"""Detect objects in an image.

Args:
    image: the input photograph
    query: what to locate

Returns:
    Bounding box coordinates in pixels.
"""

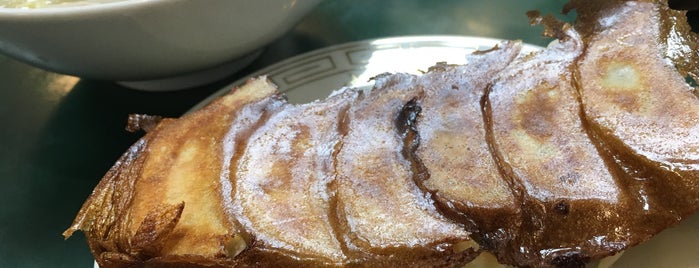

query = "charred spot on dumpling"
[549,251,589,268]
[558,172,581,185]
[554,200,570,215]
[395,98,422,139]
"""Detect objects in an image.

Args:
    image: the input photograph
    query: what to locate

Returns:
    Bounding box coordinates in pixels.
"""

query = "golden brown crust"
[130,202,185,259]
[413,43,522,237]
[128,77,280,260]
[575,0,699,211]
[65,77,281,267]
[483,22,636,266]
[333,73,477,265]
[231,90,356,265]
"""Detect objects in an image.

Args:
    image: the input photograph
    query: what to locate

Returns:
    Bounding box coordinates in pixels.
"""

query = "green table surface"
[0,1,696,267]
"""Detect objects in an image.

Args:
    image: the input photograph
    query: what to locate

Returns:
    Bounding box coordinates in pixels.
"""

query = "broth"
[0,0,127,8]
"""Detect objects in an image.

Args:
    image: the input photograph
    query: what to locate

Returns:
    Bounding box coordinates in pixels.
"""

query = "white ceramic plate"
[97,36,698,268]
[192,35,542,110]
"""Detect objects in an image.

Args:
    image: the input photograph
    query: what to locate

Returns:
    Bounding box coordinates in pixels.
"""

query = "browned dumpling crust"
[64,1,699,267]
[414,42,521,237]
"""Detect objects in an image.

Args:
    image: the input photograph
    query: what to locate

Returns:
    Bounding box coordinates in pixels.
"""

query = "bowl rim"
[0,0,168,16]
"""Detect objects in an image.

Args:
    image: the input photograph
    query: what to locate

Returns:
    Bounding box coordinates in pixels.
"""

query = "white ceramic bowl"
[0,0,322,90]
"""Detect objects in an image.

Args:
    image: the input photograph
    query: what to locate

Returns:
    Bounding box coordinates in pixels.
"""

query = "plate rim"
[187,35,543,113]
